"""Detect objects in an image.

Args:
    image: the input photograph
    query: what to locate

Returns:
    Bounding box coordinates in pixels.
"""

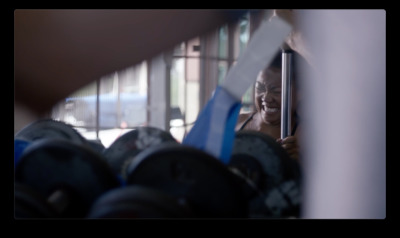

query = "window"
[51,10,263,147]
[169,37,201,141]
[237,13,254,113]
[51,61,148,147]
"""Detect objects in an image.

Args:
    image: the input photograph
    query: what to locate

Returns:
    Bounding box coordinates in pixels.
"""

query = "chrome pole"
[281,50,293,139]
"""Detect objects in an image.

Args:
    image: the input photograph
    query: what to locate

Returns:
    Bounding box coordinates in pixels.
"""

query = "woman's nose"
[262,91,273,102]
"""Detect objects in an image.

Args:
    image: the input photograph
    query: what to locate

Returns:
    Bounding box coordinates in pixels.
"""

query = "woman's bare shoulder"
[237,112,254,123]
[235,111,256,131]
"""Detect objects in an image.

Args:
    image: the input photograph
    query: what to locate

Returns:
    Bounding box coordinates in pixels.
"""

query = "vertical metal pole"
[281,49,293,139]
[95,79,100,139]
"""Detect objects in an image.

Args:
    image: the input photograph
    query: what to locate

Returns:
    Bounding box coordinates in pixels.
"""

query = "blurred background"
[49,10,267,147]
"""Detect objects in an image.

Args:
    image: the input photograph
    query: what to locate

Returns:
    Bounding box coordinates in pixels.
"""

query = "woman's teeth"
[266,107,279,112]
[262,104,279,112]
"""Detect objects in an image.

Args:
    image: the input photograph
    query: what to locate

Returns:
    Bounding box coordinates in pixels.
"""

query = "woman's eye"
[256,87,266,93]
[273,90,281,94]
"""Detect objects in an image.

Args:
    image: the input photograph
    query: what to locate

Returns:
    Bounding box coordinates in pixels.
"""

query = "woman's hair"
[260,49,310,90]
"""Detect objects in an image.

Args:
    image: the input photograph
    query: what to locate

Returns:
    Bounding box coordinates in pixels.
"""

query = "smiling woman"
[235,49,307,161]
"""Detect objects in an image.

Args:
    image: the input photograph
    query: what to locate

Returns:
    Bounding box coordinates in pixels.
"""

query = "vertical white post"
[300,10,386,218]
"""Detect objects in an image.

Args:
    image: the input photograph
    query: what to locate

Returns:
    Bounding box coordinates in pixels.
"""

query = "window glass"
[217,60,228,85]
[52,82,97,128]
[241,86,254,113]
[218,25,228,59]
[170,58,185,109]
[173,42,186,57]
[51,61,148,148]
[170,57,186,141]
[239,17,250,57]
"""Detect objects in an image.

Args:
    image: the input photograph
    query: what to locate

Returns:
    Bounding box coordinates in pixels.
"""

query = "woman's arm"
[271,9,315,68]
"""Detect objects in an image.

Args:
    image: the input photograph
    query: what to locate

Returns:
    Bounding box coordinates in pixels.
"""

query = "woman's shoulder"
[235,111,256,131]
[237,111,255,122]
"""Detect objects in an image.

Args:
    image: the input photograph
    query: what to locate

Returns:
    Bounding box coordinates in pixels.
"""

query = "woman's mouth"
[262,103,280,113]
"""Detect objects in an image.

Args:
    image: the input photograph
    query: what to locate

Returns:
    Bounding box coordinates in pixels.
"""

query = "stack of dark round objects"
[228,131,302,218]
[14,119,119,218]
[14,119,302,219]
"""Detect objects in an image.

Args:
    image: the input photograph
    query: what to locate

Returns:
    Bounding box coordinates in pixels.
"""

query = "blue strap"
[183,86,241,164]
[219,99,241,164]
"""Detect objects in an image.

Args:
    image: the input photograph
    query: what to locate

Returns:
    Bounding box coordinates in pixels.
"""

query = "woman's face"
[255,67,283,125]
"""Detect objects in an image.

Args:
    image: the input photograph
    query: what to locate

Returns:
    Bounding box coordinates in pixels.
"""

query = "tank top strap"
[238,112,257,131]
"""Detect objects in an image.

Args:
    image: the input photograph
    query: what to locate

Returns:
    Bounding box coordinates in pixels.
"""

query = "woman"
[235,50,304,161]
